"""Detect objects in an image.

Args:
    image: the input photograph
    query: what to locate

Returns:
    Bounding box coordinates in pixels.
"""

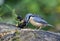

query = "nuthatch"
[16,13,53,30]
[24,13,53,30]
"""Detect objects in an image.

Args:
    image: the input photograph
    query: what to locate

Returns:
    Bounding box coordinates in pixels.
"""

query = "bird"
[24,13,53,30]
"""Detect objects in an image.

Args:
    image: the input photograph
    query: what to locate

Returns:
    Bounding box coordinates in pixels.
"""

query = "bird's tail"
[47,24,54,27]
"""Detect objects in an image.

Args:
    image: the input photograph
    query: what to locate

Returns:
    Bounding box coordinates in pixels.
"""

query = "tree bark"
[0,23,60,41]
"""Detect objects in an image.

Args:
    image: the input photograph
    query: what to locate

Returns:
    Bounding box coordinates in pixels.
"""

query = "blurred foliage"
[0,0,60,31]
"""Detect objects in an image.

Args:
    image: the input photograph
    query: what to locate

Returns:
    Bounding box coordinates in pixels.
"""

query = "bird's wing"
[32,14,44,19]
[33,17,48,24]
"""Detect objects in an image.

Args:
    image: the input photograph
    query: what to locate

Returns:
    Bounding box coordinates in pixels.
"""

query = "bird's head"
[24,13,33,24]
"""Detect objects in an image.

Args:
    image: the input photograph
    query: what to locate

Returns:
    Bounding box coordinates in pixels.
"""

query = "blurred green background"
[0,0,60,32]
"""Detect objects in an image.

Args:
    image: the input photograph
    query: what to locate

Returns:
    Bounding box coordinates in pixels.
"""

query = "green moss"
[12,37,20,41]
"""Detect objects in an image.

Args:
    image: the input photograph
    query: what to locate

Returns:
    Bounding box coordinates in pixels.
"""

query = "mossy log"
[0,23,60,41]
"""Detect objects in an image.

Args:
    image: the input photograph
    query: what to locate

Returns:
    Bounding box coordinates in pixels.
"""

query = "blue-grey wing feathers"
[33,17,48,24]
[47,24,53,27]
